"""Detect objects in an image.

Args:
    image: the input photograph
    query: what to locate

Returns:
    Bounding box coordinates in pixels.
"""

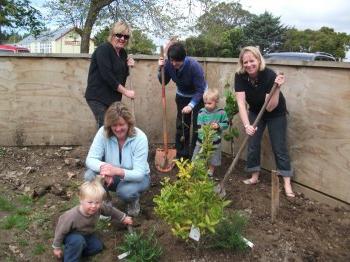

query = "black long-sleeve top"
[85,42,129,106]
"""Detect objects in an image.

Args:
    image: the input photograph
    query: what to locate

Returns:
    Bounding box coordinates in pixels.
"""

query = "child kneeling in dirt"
[192,88,229,178]
[52,180,133,261]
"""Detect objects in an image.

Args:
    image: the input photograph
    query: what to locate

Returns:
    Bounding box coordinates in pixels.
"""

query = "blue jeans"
[246,112,293,177]
[63,233,103,262]
[84,169,150,203]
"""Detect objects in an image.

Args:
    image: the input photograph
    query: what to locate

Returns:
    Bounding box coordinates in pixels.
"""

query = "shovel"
[215,79,281,198]
[155,46,177,172]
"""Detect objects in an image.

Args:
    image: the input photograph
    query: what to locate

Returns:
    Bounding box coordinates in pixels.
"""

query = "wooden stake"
[271,170,280,223]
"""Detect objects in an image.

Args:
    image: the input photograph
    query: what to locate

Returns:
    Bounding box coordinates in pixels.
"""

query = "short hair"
[203,88,219,103]
[79,180,106,201]
[104,102,136,138]
[107,21,132,44]
[167,42,186,61]
[236,46,266,74]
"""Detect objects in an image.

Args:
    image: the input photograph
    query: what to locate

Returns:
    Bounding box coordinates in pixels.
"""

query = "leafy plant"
[154,126,231,240]
[204,212,248,251]
[118,230,162,262]
[223,88,239,155]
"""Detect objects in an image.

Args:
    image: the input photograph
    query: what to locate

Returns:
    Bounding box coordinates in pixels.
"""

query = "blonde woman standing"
[85,21,135,128]
[234,46,294,197]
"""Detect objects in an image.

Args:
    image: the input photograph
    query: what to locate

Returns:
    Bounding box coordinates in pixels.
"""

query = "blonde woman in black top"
[234,46,295,198]
[85,21,135,128]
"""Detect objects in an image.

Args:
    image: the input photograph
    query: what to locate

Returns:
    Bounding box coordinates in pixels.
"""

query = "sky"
[239,0,350,34]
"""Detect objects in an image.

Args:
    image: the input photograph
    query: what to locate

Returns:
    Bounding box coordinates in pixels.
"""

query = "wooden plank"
[271,170,280,223]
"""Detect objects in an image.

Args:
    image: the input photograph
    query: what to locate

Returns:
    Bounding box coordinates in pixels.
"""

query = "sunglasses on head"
[114,33,130,40]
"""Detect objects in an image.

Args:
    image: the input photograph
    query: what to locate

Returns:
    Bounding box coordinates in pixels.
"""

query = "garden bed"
[0,145,349,261]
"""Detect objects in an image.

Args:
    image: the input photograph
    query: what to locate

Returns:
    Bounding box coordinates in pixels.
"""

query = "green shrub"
[154,125,231,240]
[205,212,248,251]
[118,230,162,262]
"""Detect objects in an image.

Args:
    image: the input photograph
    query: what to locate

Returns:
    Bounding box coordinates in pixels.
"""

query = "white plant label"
[189,225,201,241]
[242,236,254,248]
[118,251,130,260]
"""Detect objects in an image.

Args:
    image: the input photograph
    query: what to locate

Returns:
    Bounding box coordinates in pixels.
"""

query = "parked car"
[0,44,30,53]
[264,52,336,61]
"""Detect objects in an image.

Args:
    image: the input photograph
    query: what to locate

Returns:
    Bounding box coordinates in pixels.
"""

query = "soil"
[0,145,349,262]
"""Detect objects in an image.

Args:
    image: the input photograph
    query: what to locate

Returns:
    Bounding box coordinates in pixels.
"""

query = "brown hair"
[107,21,132,44]
[104,102,136,138]
[236,46,266,74]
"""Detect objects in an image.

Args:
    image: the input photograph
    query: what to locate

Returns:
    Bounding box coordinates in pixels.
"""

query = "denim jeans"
[86,100,109,129]
[63,233,103,262]
[175,95,204,159]
[246,112,293,177]
[84,169,150,203]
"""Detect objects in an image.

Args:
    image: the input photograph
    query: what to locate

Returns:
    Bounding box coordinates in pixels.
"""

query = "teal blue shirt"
[85,127,150,182]
[197,107,229,144]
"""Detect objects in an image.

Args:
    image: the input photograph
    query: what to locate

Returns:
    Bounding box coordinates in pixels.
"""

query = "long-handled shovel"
[215,79,281,198]
[155,47,177,172]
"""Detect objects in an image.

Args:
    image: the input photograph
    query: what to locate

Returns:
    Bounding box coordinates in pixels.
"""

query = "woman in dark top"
[85,21,135,128]
[234,46,295,197]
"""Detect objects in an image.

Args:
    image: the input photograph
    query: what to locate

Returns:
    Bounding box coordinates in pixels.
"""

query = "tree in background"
[243,11,288,54]
[0,0,43,44]
[94,26,156,54]
[186,1,252,57]
[43,0,215,53]
[282,27,350,60]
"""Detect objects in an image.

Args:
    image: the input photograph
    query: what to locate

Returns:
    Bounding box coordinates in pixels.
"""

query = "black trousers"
[175,95,204,159]
[86,100,110,129]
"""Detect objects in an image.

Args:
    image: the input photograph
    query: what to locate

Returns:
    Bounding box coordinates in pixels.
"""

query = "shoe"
[243,178,260,185]
[127,199,140,217]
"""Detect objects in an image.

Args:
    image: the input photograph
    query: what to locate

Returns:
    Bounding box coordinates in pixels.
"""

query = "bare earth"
[0,145,349,261]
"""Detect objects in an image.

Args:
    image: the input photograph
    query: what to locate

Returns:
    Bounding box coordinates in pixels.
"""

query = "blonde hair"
[203,88,220,103]
[104,102,136,138]
[79,180,106,201]
[236,46,266,74]
[107,21,132,44]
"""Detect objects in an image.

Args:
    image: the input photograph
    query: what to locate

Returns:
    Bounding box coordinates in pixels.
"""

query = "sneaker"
[207,170,214,178]
[127,199,140,217]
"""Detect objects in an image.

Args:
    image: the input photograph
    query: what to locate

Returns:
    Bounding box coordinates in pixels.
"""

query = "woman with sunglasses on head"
[85,21,135,128]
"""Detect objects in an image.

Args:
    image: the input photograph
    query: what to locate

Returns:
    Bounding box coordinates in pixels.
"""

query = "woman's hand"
[182,105,192,114]
[122,216,133,225]
[127,57,135,67]
[124,89,135,99]
[245,124,257,136]
[274,74,285,87]
[53,248,63,259]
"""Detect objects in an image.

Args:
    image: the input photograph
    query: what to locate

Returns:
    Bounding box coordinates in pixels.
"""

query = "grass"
[0,196,15,211]
[118,230,162,262]
[0,147,5,157]
[0,214,30,230]
[32,243,46,255]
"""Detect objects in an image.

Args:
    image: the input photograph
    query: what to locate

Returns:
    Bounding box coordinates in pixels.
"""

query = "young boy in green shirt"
[192,88,229,178]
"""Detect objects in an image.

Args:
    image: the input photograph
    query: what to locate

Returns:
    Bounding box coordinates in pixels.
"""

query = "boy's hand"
[211,123,219,130]
[53,248,63,259]
[122,216,133,225]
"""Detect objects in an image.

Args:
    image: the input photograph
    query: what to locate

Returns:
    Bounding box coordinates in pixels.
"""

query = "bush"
[205,212,248,251]
[118,230,162,262]
[154,125,231,240]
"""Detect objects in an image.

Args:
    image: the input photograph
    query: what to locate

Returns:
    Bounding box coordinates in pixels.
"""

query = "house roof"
[18,28,75,45]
